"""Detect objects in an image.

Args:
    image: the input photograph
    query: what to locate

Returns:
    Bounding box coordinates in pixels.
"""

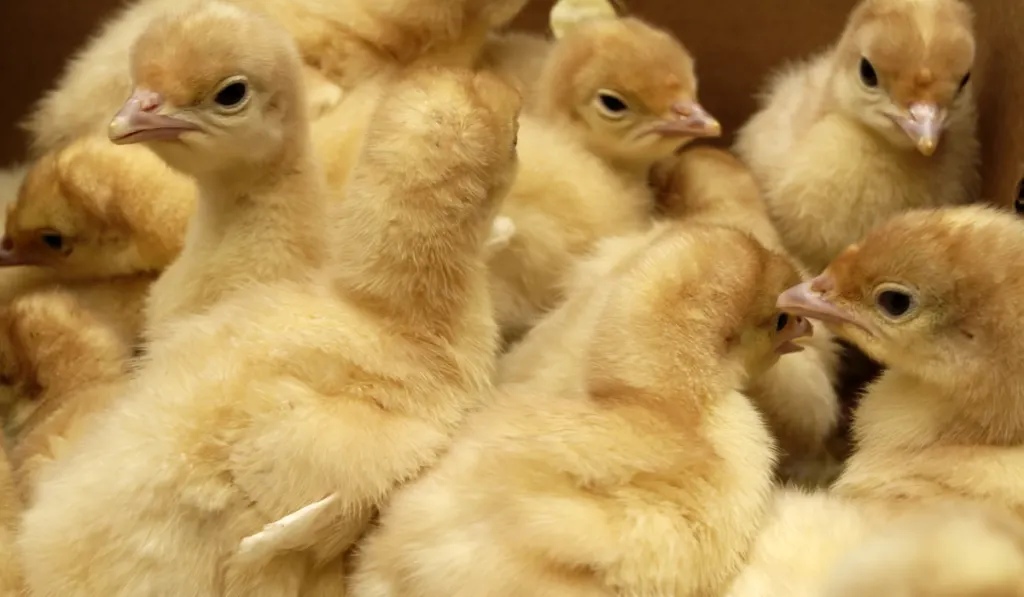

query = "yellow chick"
[18,4,520,595]
[351,224,809,597]
[727,205,1024,596]
[652,146,843,487]
[22,0,526,156]
[0,288,132,502]
[735,0,980,274]
[534,15,721,186]
[106,2,331,336]
[1,136,193,281]
[489,15,721,342]
[823,505,1024,597]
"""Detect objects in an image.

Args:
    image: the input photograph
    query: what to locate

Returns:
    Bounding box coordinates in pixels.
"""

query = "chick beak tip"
[109,89,196,145]
[0,245,27,268]
[899,102,943,157]
[917,137,938,156]
[773,314,814,355]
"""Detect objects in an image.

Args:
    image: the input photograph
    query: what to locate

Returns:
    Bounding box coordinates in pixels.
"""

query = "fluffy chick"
[351,224,809,597]
[823,505,1024,597]
[18,5,520,595]
[489,16,721,341]
[487,115,652,341]
[727,205,1024,596]
[0,279,146,432]
[735,0,980,274]
[0,289,132,502]
[106,1,331,336]
[1,136,193,281]
[22,0,526,156]
[653,146,843,487]
[534,15,721,185]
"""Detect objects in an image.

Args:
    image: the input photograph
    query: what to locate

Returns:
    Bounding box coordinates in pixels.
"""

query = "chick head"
[0,138,167,279]
[364,67,521,220]
[108,1,307,178]
[777,205,1022,384]
[538,17,720,169]
[833,0,975,156]
[594,226,810,389]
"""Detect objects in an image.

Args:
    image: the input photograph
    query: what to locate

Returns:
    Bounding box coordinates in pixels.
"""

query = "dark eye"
[859,57,879,88]
[214,82,248,107]
[776,313,789,332]
[598,93,628,113]
[958,72,971,91]
[876,289,914,318]
[40,233,63,251]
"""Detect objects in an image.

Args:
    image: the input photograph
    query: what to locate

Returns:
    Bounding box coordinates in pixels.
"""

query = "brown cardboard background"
[1,1,1021,206]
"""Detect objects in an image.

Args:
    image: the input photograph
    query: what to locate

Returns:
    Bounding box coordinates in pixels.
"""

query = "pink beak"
[776,278,880,337]
[653,100,722,138]
[109,89,199,145]
[773,313,813,355]
[0,237,35,267]
[893,102,945,157]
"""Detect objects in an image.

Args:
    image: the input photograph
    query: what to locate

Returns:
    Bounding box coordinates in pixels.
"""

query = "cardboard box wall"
[1,0,1021,206]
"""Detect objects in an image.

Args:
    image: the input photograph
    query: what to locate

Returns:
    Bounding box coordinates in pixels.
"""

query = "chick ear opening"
[549,0,620,40]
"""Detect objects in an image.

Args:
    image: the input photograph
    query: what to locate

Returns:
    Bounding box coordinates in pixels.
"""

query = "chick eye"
[775,312,789,332]
[958,72,971,91]
[39,231,64,252]
[213,80,249,109]
[595,91,629,119]
[859,57,879,88]
[875,288,915,319]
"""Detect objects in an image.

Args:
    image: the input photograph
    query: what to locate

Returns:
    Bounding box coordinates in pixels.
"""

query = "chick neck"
[186,121,329,284]
[582,294,745,420]
[598,150,663,190]
[851,366,1024,453]
[557,114,658,190]
[834,366,1024,512]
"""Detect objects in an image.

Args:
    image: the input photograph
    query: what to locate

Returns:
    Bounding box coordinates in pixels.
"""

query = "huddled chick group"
[0,0,1019,595]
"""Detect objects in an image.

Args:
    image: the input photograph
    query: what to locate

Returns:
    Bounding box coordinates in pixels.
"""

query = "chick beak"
[109,89,198,145]
[0,237,33,267]
[653,100,722,138]
[776,278,879,337]
[773,313,814,355]
[895,102,945,156]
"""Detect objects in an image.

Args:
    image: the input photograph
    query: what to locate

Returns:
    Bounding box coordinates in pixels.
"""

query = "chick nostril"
[810,275,835,293]
[0,238,13,252]
[137,91,164,113]
[671,101,694,117]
